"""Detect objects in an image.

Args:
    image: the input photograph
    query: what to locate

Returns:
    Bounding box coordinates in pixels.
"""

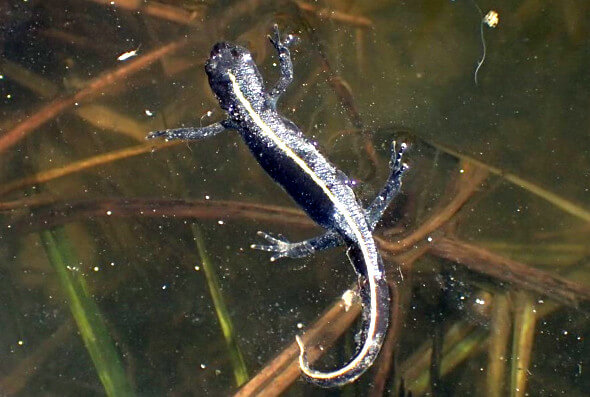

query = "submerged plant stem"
[40,228,133,397]
[0,38,187,154]
[402,321,487,394]
[191,224,249,387]
[0,141,181,196]
[510,292,537,397]
[486,293,511,397]
[430,142,590,222]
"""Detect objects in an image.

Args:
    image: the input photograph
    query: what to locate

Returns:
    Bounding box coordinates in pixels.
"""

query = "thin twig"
[294,1,373,28]
[429,141,590,222]
[429,237,590,309]
[297,14,379,179]
[378,163,489,253]
[12,195,590,311]
[90,0,204,24]
[5,198,315,232]
[0,141,181,196]
[234,289,362,396]
[0,38,188,153]
[369,283,402,396]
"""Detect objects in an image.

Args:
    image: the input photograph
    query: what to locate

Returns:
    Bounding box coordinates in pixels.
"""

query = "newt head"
[205,42,265,114]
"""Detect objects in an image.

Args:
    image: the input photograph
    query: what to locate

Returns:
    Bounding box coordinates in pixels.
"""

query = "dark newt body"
[148,25,407,387]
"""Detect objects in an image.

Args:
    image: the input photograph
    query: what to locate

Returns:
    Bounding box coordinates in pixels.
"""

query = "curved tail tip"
[295,335,306,358]
[295,335,311,370]
[295,334,304,351]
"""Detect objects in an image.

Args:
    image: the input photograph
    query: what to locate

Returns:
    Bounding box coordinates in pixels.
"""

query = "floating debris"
[117,44,141,61]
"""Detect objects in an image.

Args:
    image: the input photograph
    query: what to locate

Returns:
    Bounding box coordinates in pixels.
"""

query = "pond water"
[0,1,589,395]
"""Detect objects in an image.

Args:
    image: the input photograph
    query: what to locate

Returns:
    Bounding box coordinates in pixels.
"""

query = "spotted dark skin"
[148,25,408,387]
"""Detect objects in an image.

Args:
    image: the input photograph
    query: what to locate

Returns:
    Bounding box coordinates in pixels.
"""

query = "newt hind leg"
[251,230,341,261]
[365,141,409,231]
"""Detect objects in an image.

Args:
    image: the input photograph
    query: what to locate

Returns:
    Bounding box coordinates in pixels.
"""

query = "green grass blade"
[486,293,511,397]
[40,229,134,397]
[191,223,249,386]
[510,292,536,397]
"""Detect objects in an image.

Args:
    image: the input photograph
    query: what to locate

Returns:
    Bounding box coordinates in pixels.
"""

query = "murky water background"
[1,1,589,395]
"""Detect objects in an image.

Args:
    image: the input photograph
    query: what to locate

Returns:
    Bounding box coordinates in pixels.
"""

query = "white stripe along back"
[228,71,380,381]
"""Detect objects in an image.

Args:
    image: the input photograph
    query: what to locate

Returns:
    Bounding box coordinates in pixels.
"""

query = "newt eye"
[230,48,239,58]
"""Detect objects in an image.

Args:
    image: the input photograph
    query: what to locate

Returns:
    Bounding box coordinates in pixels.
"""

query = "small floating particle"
[117,45,141,61]
[483,10,499,28]
[341,289,356,311]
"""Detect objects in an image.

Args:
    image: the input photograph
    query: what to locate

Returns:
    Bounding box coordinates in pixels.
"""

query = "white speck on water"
[341,289,355,311]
